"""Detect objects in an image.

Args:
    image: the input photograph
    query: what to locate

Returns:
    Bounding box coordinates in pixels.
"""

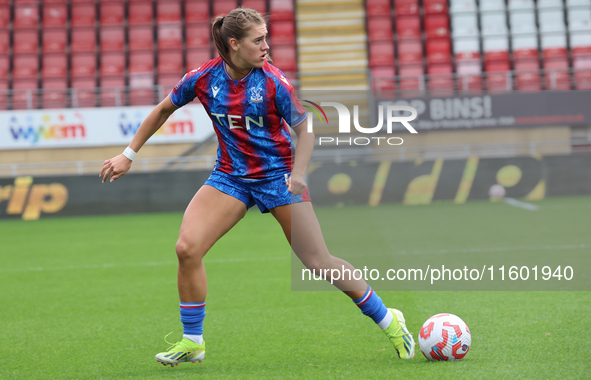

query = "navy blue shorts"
[203,170,311,213]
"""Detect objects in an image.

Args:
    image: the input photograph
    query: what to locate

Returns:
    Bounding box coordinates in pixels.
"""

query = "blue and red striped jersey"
[170,57,307,179]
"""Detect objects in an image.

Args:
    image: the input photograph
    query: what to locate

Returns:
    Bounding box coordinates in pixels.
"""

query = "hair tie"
[221,17,225,24]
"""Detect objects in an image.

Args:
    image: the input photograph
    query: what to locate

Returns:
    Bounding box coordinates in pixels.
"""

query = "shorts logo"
[249,87,263,103]
[212,86,220,97]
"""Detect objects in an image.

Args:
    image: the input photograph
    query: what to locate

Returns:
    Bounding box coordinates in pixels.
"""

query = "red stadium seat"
[12,79,38,110]
[71,3,96,27]
[485,61,511,92]
[70,28,96,52]
[185,1,210,23]
[514,59,541,91]
[186,24,211,48]
[428,63,454,96]
[574,57,591,90]
[42,53,67,78]
[71,52,96,78]
[270,0,294,21]
[71,0,97,3]
[396,16,421,40]
[100,52,125,76]
[158,73,182,96]
[544,57,571,90]
[157,0,181,23]
[129,73,155,106]
[456,61,483,93]
[43,28,67,53]
[426,38,452,64]
[271,45,297,72]
[129,51,154,73]
[270,21,296,45]
[369,41,395,67]
[158,24,182,50]
[368,16,394,42]
[0,80,8,110]
[71,77,97,108]
[100,27,124,51]
[42,3,67,27]
[100,75,125,107]
[0,55,9,79]
[395,0,419,16]
[14,4,39,29]
[129,26,154,51]
[41,78,68,109]
[100,3,124,26]
[186,48,212,71]
[0,30,7,54]
[241,0,266,13]
[0,5,9,29]
[366,0,391,16]
[424,14,449,39]
[12,54,38,79]
[158,50,183,75]
[371,66,396,96]
[128,2,153,26]
[399,64,424,97]
[483,36,510,63]
[397,39,422,65]
[423,0,448,15]
[13,30,39,54]
[513,48,539,61]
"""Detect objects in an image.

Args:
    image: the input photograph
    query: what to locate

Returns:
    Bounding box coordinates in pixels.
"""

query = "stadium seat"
[100,2,124,26]
[12,79,38,110]
[483,36,510,62]
[395,0,419,16]
[270,20,296,45]
[426,38,452,64]
[423,0,448,15]
[158,50,183,75]
[185,1,211,23]
[570,32,591,58]
[157,0,181,23]
[129,26,154,51]
[538,9,566,34]
[100,27,124,51]
[42,53,67,78]
[186,48,212,71]
[186,24,211,48]
[451,13,479,38]
[512,35,539,61]
[453,37,481,61]
[456,60,483,93]
[544,57,571,90]
[0,80,7,110]
[399,64,424,97]
[100,52,125,76]
[541,33,568,59]
[128,2,153,26]
[270,44,297,72]
[481,12,508,37]
[0,30,7,54]
[397,39,422,65]
[14,3,39,29]
[71,3,96,27]
[514,59,541,91]
[158,24,182,50]
[428,63,454,96]
[537,0,564,9]
[13,30,39,54]
[71,52,96,78]
[396,16,421,40]
[369,41,395,67]
[214,0,238,17]
[129,72,155,106]
[158,73,182,97]
[42,28,67,53]
[480,0,505,12]
[366,0,391,16]
[450,0,477,14]
[70,28,96,52]
[71,77,97,107]
[0,5,8,29]
[12,54,38,79]
[508,0,535,11]
[371,66,396,97]
[0,54,8,79]
[568,7,591,32]
[242,0,266,13]
[573,57,591,89]
[509,11,537,35]
[269,0,294,21]
[567,0,591,7]
[41,78,68,109]
[424,15,449,39]
[100,75,125,107]
[486,61,511,92]
[129,51,154,73]
[368,16,394,42]
[42,3,67,28]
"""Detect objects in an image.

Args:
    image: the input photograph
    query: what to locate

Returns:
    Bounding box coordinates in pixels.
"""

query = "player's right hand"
[100,154,132,183]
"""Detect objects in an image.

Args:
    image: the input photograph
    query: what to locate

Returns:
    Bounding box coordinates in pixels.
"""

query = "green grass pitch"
[1,196,590,379]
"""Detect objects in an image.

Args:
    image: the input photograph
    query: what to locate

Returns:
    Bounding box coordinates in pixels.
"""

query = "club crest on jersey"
[249,87,263,103]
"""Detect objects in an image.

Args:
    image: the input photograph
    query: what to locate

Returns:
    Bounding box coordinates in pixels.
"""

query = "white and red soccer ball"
[418,313,471,361]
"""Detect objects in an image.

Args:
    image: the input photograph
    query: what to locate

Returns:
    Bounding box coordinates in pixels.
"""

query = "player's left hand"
[287,174,307,195]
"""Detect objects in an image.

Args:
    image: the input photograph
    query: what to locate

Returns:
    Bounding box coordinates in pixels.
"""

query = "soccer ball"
[489,184,506,198]
[418,313,471,361]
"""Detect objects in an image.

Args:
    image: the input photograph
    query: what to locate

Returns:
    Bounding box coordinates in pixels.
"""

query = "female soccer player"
[100,8,414,366]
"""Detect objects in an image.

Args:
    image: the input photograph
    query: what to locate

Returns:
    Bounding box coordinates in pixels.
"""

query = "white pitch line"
[504,197,540,211]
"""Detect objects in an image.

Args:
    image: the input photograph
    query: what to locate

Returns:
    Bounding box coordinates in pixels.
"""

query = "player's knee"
[175,238,205,262]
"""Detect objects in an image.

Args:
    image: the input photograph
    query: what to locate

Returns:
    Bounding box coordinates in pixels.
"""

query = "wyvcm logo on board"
[302,100,418,146]
[9,114,86,145]
[118,109,195,137]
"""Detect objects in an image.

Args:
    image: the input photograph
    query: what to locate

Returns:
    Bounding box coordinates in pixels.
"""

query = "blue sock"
[353,285,388,324]
[180,302,206,335]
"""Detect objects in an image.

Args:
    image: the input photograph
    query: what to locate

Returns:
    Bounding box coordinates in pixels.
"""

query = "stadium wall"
[1,154,591,220]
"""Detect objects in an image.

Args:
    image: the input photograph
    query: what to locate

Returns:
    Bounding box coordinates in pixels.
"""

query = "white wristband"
[122,147,137,161]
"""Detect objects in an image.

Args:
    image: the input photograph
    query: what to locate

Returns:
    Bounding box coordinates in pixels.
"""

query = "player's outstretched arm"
[288,117,314,195]
[100,95,178,183]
